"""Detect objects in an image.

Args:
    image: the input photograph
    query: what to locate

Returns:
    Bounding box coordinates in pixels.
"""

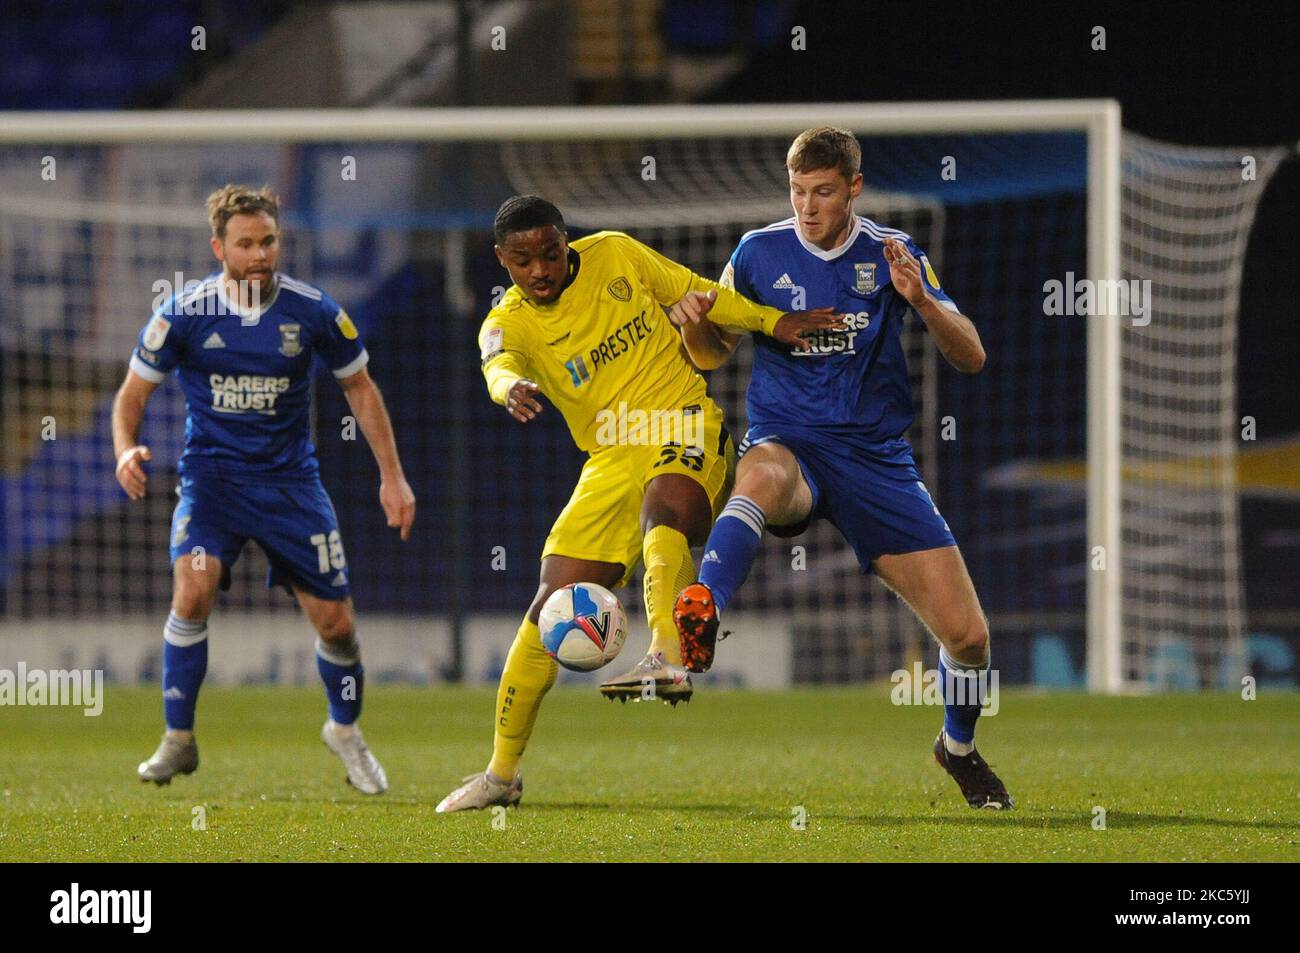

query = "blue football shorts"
[168,473,350,600]
[739,424,956,572]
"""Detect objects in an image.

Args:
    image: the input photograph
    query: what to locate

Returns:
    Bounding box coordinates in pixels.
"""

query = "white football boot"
[598,651,693,705]
[321,720,388,794]
[137,732,199,785]
[435,770,523,813]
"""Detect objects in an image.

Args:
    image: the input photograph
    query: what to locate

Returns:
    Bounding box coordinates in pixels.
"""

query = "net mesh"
[0,123,1278,687]
[0,146,317,617]
[1119,133,1285,688]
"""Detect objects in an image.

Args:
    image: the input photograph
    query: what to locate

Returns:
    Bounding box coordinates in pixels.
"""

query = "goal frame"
[2,100,1124,692]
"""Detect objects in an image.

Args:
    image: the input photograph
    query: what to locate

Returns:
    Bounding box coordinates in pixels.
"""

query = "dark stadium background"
[1,0,1295,684]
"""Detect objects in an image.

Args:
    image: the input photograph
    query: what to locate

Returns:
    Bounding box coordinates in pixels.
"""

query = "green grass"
[2,686,1297,861]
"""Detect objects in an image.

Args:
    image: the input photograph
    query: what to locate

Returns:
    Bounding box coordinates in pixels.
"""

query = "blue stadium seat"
[1030,633,1083,687]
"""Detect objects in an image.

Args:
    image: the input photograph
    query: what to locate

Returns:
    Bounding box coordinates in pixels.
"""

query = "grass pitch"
[2,685,1297,862]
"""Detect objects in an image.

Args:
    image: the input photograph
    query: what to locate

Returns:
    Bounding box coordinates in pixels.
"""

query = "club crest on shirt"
[278,323,302,357]
[607,277,632,302]
[854,262,877,294]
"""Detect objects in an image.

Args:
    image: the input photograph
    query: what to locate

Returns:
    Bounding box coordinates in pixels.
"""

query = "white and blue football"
[538,582,628,672]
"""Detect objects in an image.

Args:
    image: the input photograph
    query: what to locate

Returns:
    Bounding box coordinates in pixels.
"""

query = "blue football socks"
[316,634,364,725]
[939,647,988,746]
[162,611,208,730]
[698,496,767,612]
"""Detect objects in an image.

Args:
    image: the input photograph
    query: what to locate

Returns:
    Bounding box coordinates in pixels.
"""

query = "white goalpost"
[3,101,1273,692]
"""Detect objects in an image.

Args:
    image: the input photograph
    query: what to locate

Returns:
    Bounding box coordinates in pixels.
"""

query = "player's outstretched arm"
[500,379,545,423]
[624,231,846,351]
[770,308,849,351]
[672,289,848,364]
[338,367,416,541]
[670,290,742,371]
[884,237,985,374]
[479,319,544,423]
[111,369,159,500]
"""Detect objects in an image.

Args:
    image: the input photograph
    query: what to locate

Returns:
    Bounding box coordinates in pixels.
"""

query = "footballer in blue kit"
[112,185,416,794]
[668,127,1013,809]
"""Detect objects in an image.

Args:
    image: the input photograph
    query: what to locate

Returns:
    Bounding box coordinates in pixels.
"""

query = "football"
[538,582,628,672]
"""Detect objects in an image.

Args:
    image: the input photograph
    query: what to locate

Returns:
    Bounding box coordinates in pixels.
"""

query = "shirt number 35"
[654,443,704,472]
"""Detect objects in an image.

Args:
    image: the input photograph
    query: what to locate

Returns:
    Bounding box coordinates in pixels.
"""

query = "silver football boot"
[598,651,694,705]
[435,770,523,813]
[137,732,199,785]
[321,720,389,794]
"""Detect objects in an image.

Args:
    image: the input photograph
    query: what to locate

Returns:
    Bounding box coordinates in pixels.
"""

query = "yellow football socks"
[488,617,557,781]
[642,524,694,666]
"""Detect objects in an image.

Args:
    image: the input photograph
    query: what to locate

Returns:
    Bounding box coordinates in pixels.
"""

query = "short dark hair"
[787,126,861,184]
[494,194,565,244]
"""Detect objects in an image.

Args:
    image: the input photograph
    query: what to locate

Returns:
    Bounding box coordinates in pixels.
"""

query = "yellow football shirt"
[479,231,784,453]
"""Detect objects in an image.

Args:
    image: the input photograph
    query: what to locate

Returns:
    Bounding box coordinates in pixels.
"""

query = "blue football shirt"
[722,215,957,450]
[128,273,368,483]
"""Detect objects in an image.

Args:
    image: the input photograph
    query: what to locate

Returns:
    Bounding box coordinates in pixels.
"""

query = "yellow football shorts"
[541,402,736,587]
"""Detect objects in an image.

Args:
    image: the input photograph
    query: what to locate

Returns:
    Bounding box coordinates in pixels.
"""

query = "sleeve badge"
[481,326,504,363]
[719,261,736,290]
[335,310,359,340]
[142,315,171,351]
[921,255,941,290]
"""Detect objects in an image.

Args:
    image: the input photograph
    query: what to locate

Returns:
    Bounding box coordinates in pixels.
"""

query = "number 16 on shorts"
[310,529,347,574]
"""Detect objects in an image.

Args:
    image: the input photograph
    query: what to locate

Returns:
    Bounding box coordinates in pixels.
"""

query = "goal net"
[1118,133,1285,688]
[0,106,1280,688]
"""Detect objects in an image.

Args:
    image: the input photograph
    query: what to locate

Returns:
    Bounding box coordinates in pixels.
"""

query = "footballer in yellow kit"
[485,235,738,582]
[435,195,843,812]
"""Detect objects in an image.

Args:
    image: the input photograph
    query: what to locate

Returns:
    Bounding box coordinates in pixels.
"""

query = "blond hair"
[205,184,280,238]
[786,126,861,184]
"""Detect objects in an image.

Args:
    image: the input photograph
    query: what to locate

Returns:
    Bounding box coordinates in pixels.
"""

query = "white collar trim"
[794,216,863,262]
[216,275,280,324]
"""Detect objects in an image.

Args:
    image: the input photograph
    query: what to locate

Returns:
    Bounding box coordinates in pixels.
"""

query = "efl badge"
[854,262,877,294]
[607,277,632,302]
[334,310,359,340]
[921,255,941,289]
[480,326,504,363]
[143,315,171,351]
[278,323,302,357]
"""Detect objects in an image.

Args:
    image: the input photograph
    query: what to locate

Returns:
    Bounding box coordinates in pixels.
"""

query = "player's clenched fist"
[669,289,717,327]
[773,307,849,351]
[116,445,152,500]
[506,378,544,423]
